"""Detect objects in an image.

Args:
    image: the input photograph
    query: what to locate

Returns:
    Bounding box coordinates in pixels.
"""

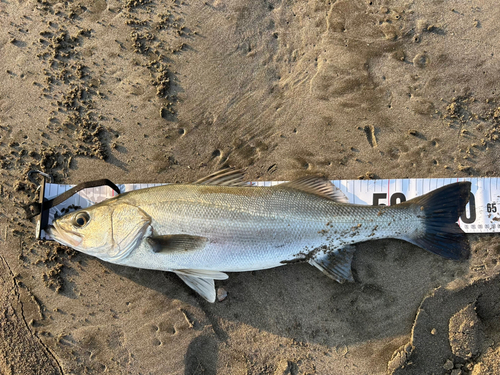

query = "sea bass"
[47,170,471,302]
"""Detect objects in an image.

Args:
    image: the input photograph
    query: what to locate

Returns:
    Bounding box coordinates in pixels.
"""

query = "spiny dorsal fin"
[193,168,246,186]
[147,234,208,254]
[308,245,356,283]
[278,176,349,203]
[175,273,217,302]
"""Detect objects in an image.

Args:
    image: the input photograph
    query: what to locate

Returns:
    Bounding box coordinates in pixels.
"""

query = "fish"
[46,169,471,302]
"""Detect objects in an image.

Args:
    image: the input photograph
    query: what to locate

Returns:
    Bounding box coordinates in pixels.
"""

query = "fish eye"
[73,212,90,227]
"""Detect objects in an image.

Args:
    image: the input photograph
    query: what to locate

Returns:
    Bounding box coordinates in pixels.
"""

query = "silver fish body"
[116,184,416,271]
[47,171,471,302]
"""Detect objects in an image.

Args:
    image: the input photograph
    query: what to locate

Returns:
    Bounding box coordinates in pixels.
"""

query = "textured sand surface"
[1,0,500,374]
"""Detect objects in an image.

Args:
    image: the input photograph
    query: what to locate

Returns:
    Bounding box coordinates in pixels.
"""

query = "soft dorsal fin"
[193,168,246,186]
[278,176,349,203]
[308,245,356,283]
[147,234,208,254]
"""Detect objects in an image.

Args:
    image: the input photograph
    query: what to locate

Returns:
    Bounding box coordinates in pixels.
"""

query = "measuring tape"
[37,177,499,239]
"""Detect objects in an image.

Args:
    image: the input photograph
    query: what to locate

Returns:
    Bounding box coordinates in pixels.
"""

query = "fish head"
[47,201,151,263]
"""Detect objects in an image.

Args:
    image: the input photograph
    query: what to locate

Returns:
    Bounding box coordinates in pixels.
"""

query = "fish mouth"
[45,225,56,238]
[46,223,83,248]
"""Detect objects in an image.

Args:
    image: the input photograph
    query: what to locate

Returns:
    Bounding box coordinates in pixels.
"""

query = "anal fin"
[308,245,356,283]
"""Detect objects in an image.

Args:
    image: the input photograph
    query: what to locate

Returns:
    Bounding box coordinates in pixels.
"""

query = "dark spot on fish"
[280,258,305,265]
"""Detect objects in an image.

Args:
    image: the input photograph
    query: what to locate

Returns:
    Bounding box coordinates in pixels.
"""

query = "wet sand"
[0,0,499,374]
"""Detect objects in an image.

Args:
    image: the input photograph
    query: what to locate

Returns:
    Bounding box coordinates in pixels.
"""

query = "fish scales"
[114,184,419,271]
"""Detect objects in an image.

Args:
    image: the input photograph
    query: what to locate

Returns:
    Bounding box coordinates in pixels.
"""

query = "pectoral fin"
[308,245,356,283]
[175,273,217,302]
[147,234,208,253]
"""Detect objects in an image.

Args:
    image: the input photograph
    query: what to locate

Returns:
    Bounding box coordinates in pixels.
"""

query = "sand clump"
[449,303,483,361]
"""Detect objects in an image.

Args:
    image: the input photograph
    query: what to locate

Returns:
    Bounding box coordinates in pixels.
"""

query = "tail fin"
[402,182,471,260]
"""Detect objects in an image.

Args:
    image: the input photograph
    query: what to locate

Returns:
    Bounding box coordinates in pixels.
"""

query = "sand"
[1,0,499,373]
